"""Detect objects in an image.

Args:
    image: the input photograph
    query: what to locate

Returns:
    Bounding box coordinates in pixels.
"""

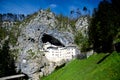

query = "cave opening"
[41,34,65,47]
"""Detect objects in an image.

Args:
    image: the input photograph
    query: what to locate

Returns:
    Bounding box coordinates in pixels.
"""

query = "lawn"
[41,52,120,80]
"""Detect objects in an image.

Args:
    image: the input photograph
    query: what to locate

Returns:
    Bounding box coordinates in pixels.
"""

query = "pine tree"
[88,0,118,53]
[0,40,16,77]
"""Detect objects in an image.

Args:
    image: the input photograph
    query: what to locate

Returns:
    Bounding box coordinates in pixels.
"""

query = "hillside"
[0,9,89,79]
[41,52,120,80]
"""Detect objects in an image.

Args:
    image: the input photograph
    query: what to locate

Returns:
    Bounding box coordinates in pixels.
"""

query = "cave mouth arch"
[41,34,65,47]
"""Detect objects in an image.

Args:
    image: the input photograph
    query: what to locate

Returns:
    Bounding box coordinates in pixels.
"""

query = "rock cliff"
[16,10,75,79]
[75,16,89,36]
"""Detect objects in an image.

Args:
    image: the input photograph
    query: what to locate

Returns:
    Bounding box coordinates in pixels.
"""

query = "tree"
[70,9,75,19]
[111,0,120,13]
[76,8,81,18]
[83,6,87,14]
[0,40,16,77]
[46,8,51,12]
[0,14,2,22]
[74,31,90,52]
[110,0,120,52]
[111,0,120,34]
[88,0,118,53]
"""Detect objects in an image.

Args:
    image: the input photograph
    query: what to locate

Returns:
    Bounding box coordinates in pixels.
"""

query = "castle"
[43,42,79,62]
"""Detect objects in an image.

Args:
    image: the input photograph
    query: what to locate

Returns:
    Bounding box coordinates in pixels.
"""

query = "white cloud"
[49,4,57,8]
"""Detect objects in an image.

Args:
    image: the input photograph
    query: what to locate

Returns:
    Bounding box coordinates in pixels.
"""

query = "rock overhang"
[41,33,65,47]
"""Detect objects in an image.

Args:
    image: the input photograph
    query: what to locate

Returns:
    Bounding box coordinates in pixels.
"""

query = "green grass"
[41,52,120,80]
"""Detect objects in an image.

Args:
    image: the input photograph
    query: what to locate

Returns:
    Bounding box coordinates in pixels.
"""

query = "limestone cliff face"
[16,10,74,79]
[15,10,89,79]
[75,16,89,36]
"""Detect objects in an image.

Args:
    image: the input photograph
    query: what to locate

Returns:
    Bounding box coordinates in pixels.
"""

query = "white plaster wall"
[43,42,78,62]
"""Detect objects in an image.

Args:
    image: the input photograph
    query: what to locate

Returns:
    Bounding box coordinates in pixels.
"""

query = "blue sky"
[0,0,102,16]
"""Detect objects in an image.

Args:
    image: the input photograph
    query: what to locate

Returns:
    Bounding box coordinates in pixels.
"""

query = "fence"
[0,74,25,80]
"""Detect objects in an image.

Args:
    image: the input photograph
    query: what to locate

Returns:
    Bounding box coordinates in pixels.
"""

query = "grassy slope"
[41,52,120,80]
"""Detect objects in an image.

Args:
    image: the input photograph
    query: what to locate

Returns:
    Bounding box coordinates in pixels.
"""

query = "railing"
[0,74,25,80]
